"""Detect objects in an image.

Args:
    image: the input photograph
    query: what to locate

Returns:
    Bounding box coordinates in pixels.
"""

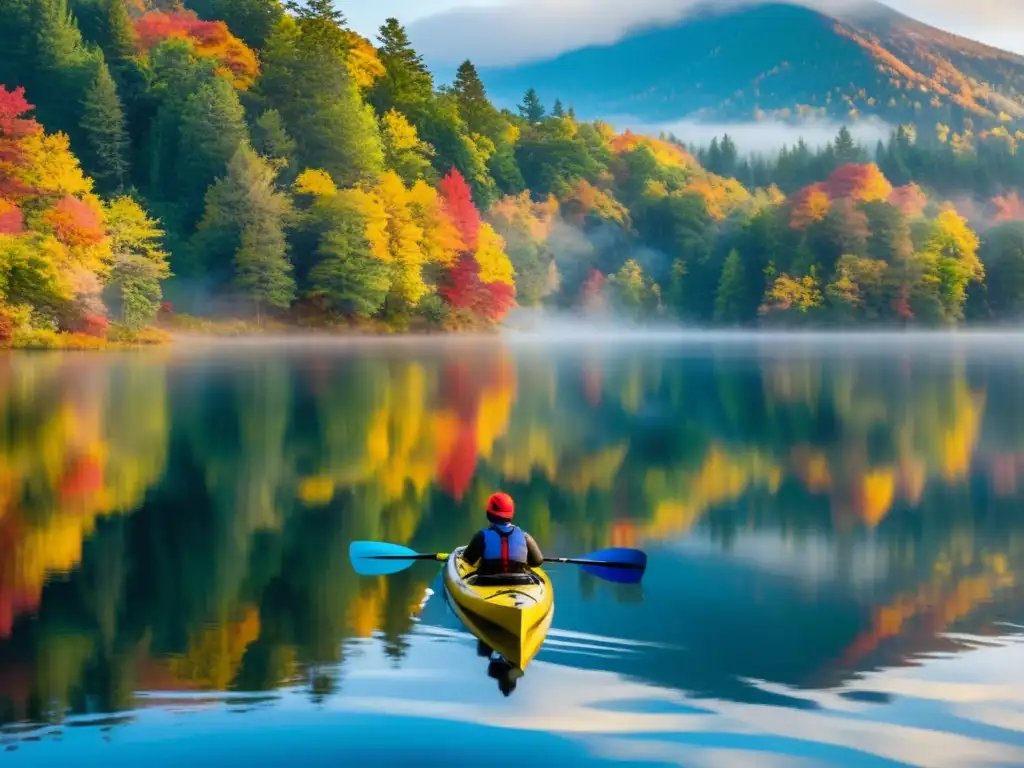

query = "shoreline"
[6,319,1024,352]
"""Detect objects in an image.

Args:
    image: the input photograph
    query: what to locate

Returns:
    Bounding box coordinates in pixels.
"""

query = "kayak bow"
[443,547,554,669]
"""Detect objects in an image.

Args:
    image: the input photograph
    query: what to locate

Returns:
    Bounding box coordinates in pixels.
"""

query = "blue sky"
[338,0,1024,67]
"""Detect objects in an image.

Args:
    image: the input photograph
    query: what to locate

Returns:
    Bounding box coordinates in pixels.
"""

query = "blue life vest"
[482,523,527,570]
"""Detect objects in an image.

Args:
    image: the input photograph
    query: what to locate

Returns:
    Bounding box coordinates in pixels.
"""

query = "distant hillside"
[479,1,1024,128]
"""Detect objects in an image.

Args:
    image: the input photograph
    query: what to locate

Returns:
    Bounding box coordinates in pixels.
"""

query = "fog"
[609,115,894,155]
[500,309,1024,354]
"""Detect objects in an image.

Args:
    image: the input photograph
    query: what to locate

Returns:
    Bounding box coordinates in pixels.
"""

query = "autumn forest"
[3,0,1024,345]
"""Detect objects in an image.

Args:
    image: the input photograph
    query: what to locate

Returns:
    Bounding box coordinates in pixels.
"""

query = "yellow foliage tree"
[375,171,427,305]
[293,169,338,198]
[381,110,434,186]
[761,272,824,315]
[474,223,515,285]
[407,180,462,267]
[342,30,385,89]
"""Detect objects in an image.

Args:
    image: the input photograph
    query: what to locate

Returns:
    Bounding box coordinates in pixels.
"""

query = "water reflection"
[0,339,1023,760]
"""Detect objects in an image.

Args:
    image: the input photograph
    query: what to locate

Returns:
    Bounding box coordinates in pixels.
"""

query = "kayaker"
[461,492,543,574]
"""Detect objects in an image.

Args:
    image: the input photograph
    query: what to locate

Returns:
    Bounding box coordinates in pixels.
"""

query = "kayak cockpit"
[466,571,541,587]
[453,546,544,587]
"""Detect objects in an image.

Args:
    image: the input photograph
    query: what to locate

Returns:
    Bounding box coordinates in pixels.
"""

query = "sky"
[338,0,1024,68]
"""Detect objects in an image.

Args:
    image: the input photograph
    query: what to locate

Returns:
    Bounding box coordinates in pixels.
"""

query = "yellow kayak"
[443,547,554,669]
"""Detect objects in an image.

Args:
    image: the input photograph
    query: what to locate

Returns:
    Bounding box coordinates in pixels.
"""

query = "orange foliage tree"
[134,10,259,90]
[44,195,106,248]
[790,184,832,229]
[819,163,893,203]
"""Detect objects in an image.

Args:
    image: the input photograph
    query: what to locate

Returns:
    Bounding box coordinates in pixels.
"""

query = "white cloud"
[402,0,1024,68]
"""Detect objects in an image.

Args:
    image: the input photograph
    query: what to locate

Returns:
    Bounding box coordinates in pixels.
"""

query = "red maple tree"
[437,169,481,252]
[0,85,40,200]
[440,254,488,311]
[480,281,516,322]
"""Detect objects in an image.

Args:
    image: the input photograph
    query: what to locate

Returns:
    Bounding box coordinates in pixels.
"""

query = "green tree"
[197,0,284,49]
[258,13,384,186]
[0,0,101,146]
[80,61,129,193]
[608,259,658,319]
[234,216,295,320]
[833,125,861,165]
[370,17,434,119]
[177,77,250,223]
[191,144,293,295]
[552,99,565,118]
[983,222,1024,319]
[452,60,503,139]
[714,249,745,323]
[518,88,546,124]
[252,109,297,183]
[308,198,390,317]
[105,196,172,331]
[664,258,688,316]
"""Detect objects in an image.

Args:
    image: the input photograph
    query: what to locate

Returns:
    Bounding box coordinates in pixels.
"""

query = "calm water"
[2,334,1024,766]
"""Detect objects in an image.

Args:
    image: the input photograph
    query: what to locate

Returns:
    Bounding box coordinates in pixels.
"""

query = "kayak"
[443,547,554,669]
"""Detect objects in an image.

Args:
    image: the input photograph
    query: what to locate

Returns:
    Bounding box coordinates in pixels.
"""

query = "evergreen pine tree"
[834,125,859,164]
[259,8,384,186]
[310,200,390,317]
[452,59,502,137]
[80,61,129,193]
[234,216,295,321]
[714,249,746,323]
[102,0,136,63]
[552,98,565,118]
[719,134,738,177]
[518,88,545,123]
[371,17,434,118]
[177,77,249,224]
[252,109,297,182]
[192,144,293,297]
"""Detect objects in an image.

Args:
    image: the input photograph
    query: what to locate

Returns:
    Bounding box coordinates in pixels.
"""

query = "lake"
[2,333,1024,766]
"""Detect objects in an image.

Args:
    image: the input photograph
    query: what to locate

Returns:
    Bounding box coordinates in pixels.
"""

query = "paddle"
[349,541,647,583]
[349,541,448,576]
[546,547,647,585]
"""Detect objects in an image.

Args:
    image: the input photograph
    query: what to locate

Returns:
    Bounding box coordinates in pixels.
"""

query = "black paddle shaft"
[544,557,645,569]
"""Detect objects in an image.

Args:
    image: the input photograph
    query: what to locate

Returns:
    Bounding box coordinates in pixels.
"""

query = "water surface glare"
[1,336,1023,766]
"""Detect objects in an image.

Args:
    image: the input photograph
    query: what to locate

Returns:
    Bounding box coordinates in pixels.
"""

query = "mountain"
[478,1,1024,128]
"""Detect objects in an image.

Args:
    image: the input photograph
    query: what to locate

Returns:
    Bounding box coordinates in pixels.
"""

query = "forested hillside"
[2,0,1024,342]
[479,2,1024,127]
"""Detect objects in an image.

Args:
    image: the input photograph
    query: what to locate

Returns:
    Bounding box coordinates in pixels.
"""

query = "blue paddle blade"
[581,547,647,584]
[349,540,422,576]
[586,548,648,569]
[581,562,646,584]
